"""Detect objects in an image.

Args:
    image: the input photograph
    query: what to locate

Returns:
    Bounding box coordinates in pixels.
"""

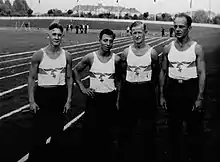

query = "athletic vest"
[126,46,152,83]
[89,52,116,93]
[37,48,66,86]
[168,41,198,80]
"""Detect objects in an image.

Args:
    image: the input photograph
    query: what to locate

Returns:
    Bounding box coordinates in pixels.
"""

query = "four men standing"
[28,15,206,161]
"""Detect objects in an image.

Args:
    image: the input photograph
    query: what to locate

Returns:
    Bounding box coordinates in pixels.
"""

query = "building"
[72,3,141,17]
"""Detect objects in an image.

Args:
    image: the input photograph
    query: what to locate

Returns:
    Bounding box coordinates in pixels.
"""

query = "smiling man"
[159,13,206,161]
[28,22,73,161]
[118,21,159,161]
[73,28,121,161]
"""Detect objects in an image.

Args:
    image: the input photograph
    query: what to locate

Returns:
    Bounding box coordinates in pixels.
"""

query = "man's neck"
[134,41,146,49]
[176,36,190,47]
[98,48,111,57]
[47,44,61,54]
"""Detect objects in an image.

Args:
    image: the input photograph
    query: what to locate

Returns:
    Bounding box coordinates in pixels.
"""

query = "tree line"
[0,0,220,25]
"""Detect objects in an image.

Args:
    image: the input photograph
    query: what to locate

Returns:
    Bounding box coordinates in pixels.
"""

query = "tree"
[193,10,209,23]
[124,13,131,19]
[132,14,138,20]
[47,9,54,15]
[5,0,12,9]
[67,9,73,15]
[0,3,10,16]
[213,15,220,24]
[161,13,172,21]
[27,8,33,16]
[143,12,149,19]
[12,0,31,16]
[53,9,62,16]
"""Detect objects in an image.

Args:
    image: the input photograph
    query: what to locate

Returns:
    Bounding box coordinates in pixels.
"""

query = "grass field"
[0,25,220,161]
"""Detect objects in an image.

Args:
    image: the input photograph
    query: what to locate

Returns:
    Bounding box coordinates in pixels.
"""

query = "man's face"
[48,28,63,47]
[131,24,146,44]
[99,34,114,52]
[173,17,191,39]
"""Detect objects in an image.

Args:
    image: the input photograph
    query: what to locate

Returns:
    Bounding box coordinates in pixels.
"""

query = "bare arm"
[195,44,206,101]
[151,48,159,86]
[120,48,129,82]
[73,53,92,92]
[28,50,42,105]
[159,44,170,100]
[65,51,73,103]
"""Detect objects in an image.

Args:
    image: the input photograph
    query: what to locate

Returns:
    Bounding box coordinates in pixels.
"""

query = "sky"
[25,0,220,14]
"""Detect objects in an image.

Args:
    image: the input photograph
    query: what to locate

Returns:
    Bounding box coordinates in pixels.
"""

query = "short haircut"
[49,22,64,33]
[99,29,116,40]
[130,21,147,31]
[174,13,192,27]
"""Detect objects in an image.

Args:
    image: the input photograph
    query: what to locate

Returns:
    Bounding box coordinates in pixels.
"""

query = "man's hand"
[30,102,40,113]
[192,99,203,112]
[63,100,71,113]
[81,87,95,97]
[160,96,167,110]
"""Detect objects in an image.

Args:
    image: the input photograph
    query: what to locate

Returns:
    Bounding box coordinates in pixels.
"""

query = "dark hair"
[174,13,192,27]
[49,22,64,33]
[130,21,147,31]
[99,29,116,40]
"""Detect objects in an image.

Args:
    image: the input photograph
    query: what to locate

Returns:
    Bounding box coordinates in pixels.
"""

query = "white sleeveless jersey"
[89,52,116,93]
[126,46,153,83]
[168,41,198,80]
[37,48,66,86]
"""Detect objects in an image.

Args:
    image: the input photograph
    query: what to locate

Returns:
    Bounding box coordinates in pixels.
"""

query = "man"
[118,21,159,161]
[161,26,165,37]
[159,13,206,162]
[28,22,73,161]
[169,27,174,37]
[73,29,120,161]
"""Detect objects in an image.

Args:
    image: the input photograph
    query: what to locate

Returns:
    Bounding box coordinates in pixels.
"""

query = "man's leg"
[186,108,204,161]
[167,98,187,162]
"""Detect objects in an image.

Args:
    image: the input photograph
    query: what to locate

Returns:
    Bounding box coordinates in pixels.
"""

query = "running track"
[0,35,174,161]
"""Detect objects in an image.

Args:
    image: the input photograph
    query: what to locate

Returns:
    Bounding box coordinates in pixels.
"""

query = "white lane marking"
[0,36,131,59]
[0,38,172,97]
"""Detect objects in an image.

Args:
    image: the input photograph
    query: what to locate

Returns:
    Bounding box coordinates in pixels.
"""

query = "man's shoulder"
[194,42,204,56]
[82,52,95,65]
[121,47,129,60]
[163,41,173,54]
[32,49,44,62]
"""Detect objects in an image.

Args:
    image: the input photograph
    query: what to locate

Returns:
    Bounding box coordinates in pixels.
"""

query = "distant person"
[75,25,79,34]
[86,24,89,33]
[169,27,174,37]
[80,24,84,34]
[70,24,73,32]
[161,26,165,37]
[66,24,69,32]
[126,26,130,34]
[28,22,73,162]
[73,29,121,161]
[84,24,88,34]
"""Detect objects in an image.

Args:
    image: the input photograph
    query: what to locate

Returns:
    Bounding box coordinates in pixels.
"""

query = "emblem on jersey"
[90,72,114,82]
[127,65,151,76]
[39,67,65,78]
[169,61,196,72]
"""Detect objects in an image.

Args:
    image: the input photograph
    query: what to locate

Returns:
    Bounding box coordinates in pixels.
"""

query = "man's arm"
[73,53,92,93]
[28,51,42,108]
[65,51,73,103]
[159,44,170,108]
[151,48,159,86]
[195,44,206,101]
[120,48,128,82]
